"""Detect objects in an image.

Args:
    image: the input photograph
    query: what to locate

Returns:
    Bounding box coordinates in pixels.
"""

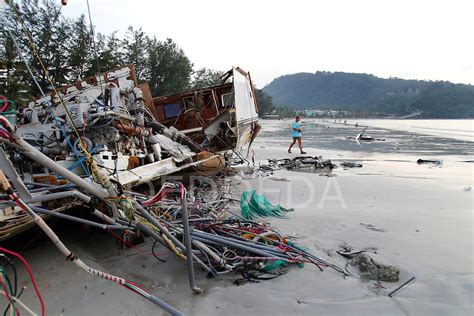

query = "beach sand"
[1,120,473,315]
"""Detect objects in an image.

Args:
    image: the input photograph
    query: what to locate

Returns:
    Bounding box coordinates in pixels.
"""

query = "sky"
[58,0,474,88]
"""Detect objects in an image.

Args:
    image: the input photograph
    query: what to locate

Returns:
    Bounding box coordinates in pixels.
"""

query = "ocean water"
[356,119,474,142]
[256,119,474,157]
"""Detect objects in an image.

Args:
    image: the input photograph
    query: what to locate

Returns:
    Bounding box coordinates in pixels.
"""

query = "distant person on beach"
[288,115,306,154]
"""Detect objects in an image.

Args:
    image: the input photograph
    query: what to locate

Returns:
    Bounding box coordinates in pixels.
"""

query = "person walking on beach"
[288,115,306,154]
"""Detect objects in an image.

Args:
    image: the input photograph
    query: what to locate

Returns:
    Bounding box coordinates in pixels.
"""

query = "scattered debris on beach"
[351,253,400,282]
[417,158,443,165]
[340,161,363,168]
[232,155,338,179]
[360,223,388,233]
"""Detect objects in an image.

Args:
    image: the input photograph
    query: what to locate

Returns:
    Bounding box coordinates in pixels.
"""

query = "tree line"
[0,0,231,107]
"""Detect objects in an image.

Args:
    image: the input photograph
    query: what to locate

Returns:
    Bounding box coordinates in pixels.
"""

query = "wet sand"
[1,120,473,315]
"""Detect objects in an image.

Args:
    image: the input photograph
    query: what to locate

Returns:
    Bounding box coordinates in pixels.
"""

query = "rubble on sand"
[340,161,363,168]
[351,253,400,282]
[234,156,338,180]
[417,159,443,165]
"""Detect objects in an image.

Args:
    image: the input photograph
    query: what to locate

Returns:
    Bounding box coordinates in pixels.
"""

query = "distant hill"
[263,71,474,118]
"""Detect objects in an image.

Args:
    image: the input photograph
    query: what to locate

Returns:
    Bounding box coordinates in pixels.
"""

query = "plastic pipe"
[28,190,91,203]
[31,206,130,230]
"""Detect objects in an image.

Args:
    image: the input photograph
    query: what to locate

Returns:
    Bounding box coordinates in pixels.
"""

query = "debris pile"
[234,156,338,180]
[272,156,337,170]
[351,253,400,282]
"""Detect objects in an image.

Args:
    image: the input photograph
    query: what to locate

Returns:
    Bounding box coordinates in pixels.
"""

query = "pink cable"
[0,96,8,113]
[142,187,169,205]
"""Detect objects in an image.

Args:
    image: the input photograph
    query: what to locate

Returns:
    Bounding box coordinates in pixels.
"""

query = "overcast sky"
[60,0,473,88]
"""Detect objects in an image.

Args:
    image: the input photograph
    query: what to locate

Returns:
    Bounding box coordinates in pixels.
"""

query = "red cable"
[0,248,45,316]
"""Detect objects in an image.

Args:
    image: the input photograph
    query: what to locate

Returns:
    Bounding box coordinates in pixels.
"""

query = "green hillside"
[263,71,474,118]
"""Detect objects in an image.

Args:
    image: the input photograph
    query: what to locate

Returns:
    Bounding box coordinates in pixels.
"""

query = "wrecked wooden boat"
[0,65,260,240]
[151,67,261,153]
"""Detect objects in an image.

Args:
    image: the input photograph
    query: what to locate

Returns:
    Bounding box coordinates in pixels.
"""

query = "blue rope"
[45,103,92,177]
[64,144,104,173]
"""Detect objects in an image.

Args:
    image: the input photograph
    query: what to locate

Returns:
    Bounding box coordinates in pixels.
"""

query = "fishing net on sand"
[240,190,294,220]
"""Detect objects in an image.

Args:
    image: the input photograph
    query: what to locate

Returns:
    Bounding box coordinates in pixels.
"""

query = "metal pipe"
[13,138,109,199]
[192,230,286,255]
[181,196,202,294]
[199,229,346,274]
[91,209,117,225]
[132,200,211,273]
[29,183,75,193]
[30,206,131,230]
[28,190,91,203]
[190,234,282,259]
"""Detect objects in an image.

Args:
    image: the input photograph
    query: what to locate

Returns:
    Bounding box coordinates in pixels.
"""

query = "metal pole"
[181,196,202,294]
[190,234,281,258]
[388,277,416,297]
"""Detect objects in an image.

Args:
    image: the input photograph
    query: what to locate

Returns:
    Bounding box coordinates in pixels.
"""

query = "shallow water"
[256,119,474,158]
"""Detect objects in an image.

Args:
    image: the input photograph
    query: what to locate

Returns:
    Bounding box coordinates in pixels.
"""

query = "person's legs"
[288,137,297,153]
[297,137,306,154]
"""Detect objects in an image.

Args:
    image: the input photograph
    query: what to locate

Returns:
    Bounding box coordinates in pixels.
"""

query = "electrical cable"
[0,279,18,316]
[151,240,167,263]
[0,248,43,316]
[0,291,36,316]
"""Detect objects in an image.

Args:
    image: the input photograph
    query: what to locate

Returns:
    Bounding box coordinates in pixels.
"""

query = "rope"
[85,0,104,95]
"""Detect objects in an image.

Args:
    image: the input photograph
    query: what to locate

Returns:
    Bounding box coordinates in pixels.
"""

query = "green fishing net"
[240,190,294,220]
